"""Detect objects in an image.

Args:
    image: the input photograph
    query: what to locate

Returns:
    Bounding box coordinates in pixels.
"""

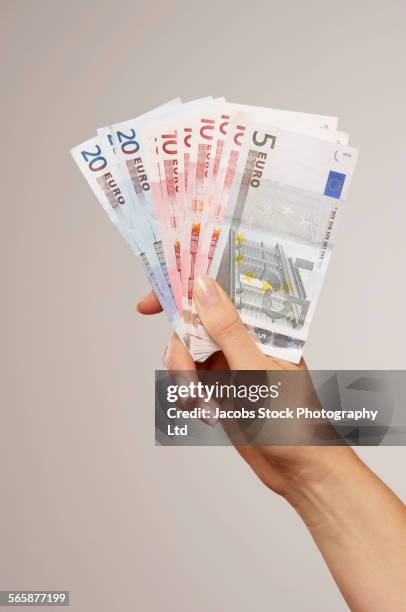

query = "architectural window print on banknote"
[229,182,332,341]
[224,123,358,359]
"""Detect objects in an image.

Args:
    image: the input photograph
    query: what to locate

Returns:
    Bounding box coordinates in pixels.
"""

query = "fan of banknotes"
[71,97,359,363]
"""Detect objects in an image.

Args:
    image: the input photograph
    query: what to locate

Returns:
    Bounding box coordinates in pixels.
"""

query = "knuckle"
[210,312,245,344]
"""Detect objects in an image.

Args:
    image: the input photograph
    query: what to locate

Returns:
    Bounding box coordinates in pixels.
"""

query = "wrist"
[282,447,363,531]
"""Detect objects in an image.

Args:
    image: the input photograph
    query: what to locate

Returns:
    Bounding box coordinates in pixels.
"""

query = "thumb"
[193,275,266,370]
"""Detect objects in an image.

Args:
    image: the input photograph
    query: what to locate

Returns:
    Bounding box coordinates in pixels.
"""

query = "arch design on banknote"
[231,230,312,330]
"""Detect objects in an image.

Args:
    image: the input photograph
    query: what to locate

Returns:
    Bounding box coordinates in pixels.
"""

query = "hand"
[138,275,406,612]
[138,275,353,500]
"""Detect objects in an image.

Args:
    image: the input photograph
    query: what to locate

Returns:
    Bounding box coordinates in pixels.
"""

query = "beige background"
[1,1,405,610]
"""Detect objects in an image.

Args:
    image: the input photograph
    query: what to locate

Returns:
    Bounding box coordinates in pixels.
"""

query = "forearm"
[286,450,406,612]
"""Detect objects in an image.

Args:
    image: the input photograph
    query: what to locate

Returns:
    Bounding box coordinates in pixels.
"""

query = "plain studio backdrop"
[1,1,405,611]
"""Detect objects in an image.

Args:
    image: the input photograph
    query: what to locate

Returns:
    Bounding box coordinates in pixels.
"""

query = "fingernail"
[194,276,221,307]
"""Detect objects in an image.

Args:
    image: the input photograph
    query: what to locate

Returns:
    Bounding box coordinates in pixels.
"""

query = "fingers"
[165,334,196,370]
[164,335,219,426]
[193,275,266,370]
[137,282,306,372]
[136,291,163,315]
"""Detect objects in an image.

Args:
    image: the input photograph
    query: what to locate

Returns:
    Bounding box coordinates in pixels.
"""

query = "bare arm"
[139,277,406,611]
[282,449,406,611]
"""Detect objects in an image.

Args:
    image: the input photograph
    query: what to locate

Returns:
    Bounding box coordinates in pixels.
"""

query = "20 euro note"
[99,127,185,339]
[108,98,183,309]
[70,134,185,338]
[212,121,359,363]
[97,102,184,331]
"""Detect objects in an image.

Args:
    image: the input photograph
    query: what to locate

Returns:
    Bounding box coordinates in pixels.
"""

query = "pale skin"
[138,275,406,611]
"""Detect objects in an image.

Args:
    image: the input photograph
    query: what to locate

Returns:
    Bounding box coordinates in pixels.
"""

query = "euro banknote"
[213,120,358,362]
[71,98,359,364]
[188,107,350,359]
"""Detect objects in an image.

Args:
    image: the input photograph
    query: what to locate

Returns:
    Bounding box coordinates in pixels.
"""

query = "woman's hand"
[138,276,406,611]
[138,275,353,500]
